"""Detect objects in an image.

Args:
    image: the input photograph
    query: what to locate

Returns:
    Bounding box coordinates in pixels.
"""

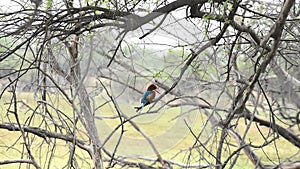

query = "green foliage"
[153,70,171,80]
[46,0,53,9]
[95,10,101,14]
[222,0,228,15]
[203,13,216,20]
[86,31,95,38]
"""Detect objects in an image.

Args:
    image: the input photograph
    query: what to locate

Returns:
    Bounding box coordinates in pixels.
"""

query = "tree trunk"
[69,35,104,169]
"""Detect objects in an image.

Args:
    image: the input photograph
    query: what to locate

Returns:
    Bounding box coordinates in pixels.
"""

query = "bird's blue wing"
[141,91,151,104]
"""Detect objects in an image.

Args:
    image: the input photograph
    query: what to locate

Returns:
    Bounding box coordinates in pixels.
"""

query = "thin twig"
[139,13,169,39]
[107,32,127,67]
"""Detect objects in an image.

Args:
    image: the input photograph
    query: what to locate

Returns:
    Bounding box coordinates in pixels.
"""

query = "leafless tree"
[0,0,300,168]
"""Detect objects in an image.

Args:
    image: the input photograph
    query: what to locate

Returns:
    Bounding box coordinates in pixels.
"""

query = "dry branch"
[0,159,33,165]
[0,123,90,152]
[244,110,300,149]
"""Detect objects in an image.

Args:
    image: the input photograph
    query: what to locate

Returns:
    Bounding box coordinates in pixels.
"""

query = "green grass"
[0,91,299,168]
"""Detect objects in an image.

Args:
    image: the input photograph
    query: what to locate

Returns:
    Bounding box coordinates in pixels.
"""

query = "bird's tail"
[134,103,146,112]
[134,106,142,112]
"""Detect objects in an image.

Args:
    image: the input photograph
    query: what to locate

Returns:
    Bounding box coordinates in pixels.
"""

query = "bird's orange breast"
[146,91,156,103]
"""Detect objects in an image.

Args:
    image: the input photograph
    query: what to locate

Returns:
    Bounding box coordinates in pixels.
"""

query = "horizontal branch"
[107,155,211,169]
[244,110,300,149]
[0,159,33,165]
[0,123,91,152]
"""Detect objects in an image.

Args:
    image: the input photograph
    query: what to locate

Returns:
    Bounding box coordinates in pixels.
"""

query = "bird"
[134,84,160,112]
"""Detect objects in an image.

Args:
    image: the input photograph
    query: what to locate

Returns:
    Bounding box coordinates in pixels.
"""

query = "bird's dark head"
[147,84,157,91]
[147,84,160,93]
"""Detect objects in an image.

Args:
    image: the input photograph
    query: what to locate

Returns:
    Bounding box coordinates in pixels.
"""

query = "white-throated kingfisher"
[134,84,160,112]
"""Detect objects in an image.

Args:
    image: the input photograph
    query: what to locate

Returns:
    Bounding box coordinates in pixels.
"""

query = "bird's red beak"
[155,89,160,94]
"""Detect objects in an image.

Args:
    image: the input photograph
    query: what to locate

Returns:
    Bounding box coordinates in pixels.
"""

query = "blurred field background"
[1,91,299,169]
